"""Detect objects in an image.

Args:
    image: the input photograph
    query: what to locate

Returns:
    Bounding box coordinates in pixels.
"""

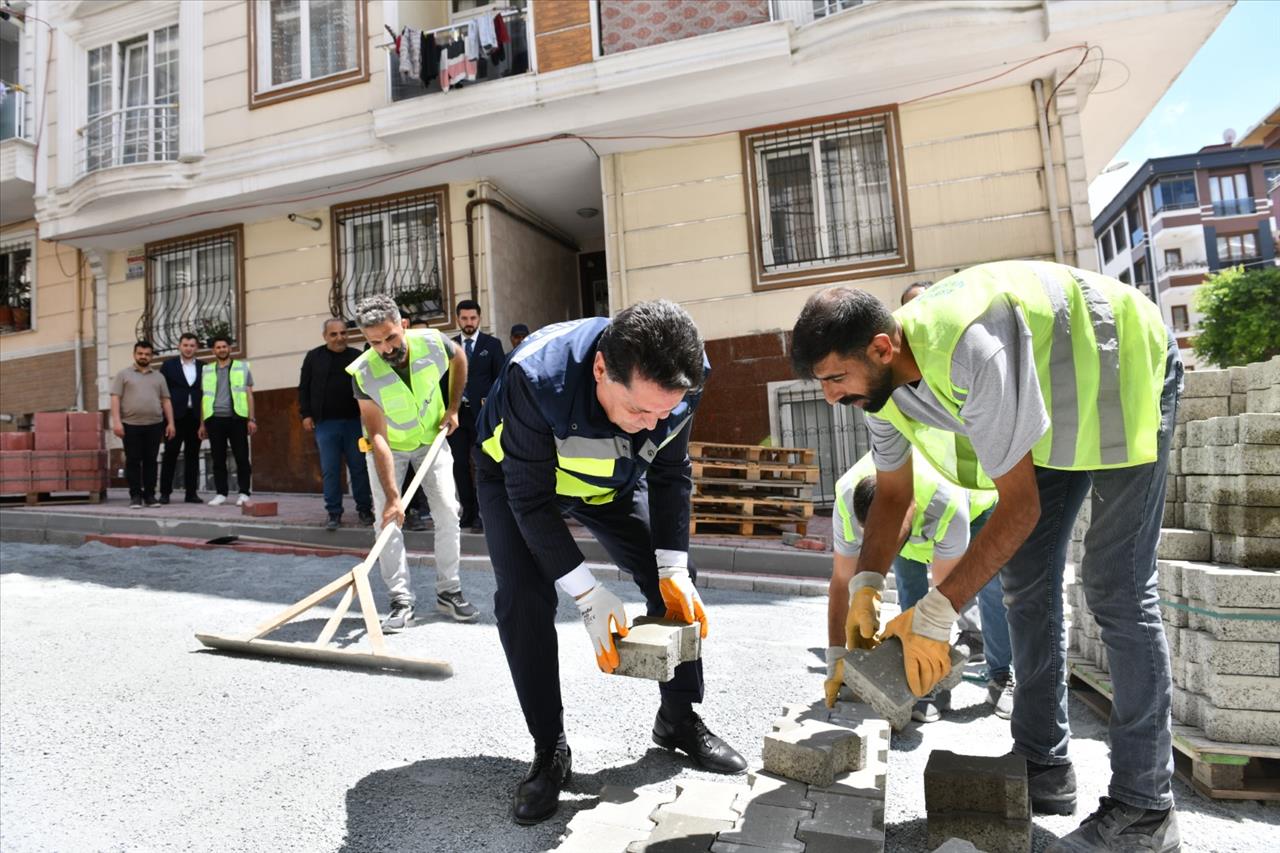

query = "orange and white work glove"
[656,550,708,638]
[846,572,885,651]
[574,584,630,674]
[882,587,957,697]
[824,646,853,708]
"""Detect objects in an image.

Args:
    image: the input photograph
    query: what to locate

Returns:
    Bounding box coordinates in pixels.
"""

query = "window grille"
[332,190,449,324]
[259,0,358,89]
[747,111,902,277]
[0,238,33,334]
[773,381,870,506]
[141,229,242,354]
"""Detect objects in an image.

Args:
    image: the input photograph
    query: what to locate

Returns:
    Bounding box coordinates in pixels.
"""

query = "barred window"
[332,189,450,326]
[744,108,911,289]
[142,227,243,355]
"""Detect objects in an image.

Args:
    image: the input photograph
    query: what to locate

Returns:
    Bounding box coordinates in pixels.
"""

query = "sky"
[1087,0,1280,217]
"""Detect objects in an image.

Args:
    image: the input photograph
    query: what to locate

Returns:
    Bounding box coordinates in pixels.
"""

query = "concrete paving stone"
[924,751,1029,820]
[1156,562,1184,597]
[926,812,1030,853]
[1184,419,1210,448]
[1230,365,1250,394]
[932,840,986,853]
[656,780,747,823]
[796,790,884,853]
[1200,704,1280,747]
[1181,628,1280,677]
[1185,474,1280,506]
[1240,413,1280,445]
[570,785,677,833]
[614,621,684,682]
[715,802,809,852]
[1173,423,1187,450]
[1190,667,1280,712]
[809,759,888,803]
[762,719,865,787]
[1245,355,1280,391]
[709,842,787,853]
[1162,500,1182,529]
[1247,386,1280,415]
[1231,393,1249,416]
[1166,624,1181,660]
[1172,685,1203,727]
[556,819,649,853]
[1182,563,1280,609]
[1183,369,1233,399]
[1183,502,1280,538]
[1200,444,1280,475]
[632,615,701,663]
[1176,395,1229,425]
[1167,447,1182,477]
[1179,446,1205,474]
[841,642,963,731]
[1157,528,1212,561]
[1212,533,1280,569]
[1187,598,1280,643]
[1160,596,1190,628]
[628,812,735,853]
[740,769,815,812]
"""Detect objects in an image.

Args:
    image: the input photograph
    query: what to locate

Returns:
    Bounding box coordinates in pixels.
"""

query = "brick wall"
[694,330,794,446]
[0,347,98,419]
[535,0,593,72]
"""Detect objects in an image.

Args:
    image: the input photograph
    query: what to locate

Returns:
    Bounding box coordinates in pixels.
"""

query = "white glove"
[848,570,886,596]
[658,564,708,638]
[911,587,958,642]
[575,584,629,673]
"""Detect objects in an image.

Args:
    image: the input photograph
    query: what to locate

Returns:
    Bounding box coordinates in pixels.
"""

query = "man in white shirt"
[159,332,204,503]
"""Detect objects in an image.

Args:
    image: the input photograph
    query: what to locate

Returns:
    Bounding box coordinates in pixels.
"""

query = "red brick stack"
[0,412,108,499]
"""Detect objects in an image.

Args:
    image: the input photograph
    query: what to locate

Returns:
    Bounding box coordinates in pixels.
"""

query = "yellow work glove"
[846,572,885,650]
[658,562,708,639]
[824,646,851,708]
[881,588,958,697]
[576,584,630,673]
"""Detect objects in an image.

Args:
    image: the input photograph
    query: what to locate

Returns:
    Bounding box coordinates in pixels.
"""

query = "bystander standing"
[110,340,176,509]
[158,332,203,504]
[197,335,256,506]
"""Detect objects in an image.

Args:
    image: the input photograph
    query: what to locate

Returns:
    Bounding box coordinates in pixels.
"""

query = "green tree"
[1191,265,1280,368]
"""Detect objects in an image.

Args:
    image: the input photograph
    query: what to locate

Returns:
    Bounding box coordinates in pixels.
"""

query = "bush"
[1191,265,1280,368]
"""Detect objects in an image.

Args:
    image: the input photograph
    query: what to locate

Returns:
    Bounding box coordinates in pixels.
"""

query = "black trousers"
[400,463,429,515]
[206,416,251,496]
[448,403,479,523]
[160,410,201,497]
[123,422,165,501]
[477,457,704,750]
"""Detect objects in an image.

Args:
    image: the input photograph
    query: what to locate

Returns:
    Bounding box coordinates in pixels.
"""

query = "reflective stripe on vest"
[482,423,619,503]
[201,360,250,420]
[880,260,1166,488]
[347,330,449,452]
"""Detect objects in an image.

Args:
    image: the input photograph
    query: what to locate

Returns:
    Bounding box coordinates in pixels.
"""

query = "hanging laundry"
[398,26,422,80]
[492,13,510,65]
[476,13,498,54]
[421,31,439,88]
[440,35,467,92]
[463,23,480,82]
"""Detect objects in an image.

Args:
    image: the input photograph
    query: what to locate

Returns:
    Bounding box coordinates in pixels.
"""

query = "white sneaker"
[236,493,251,506]
[207,494,227,506]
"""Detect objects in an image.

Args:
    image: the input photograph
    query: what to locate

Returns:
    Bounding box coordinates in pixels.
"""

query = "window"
[743,108,911,289]
[1,15,24,141]
[332,188,451,325]
[249,1,368,108]
[1216,233,1258,264]
[81,25,179,175]
[1101,231,1114,263]
[143,227,243,355]
[0,237,33,335]
[1111,219,1127,251]
[1151,174,1198,213]
[1133,258,1148,286]
[812,0,868,18]
[1163,249,1182,268]
[1209,172,1254,217]
[1265,163,1280,194]
[1170,305,1189,333]
[1117,269,1131,285]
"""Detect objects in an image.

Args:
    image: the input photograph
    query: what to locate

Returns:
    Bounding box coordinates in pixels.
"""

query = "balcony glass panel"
[1211,198,1256,217]
[1151,174,1197,213]
[389,10,529,102]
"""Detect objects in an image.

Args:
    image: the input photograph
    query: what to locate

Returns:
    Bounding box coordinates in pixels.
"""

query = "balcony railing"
[1152,200,1199,215]
[389,10,530,103]
[1211,198,1256,217]
[75,104,179,177]
[1156,259,1209,279]
[0,80,26,141]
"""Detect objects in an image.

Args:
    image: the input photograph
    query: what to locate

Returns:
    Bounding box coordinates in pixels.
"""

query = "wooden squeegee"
[196,429,453,677]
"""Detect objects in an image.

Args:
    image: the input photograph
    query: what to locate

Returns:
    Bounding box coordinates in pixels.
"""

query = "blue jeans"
[1004,336,1181,811]
[892,507,1012,680]
[315,418,372,516]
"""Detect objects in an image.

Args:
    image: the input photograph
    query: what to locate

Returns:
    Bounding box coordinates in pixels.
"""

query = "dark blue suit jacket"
[160,357,202,420]
[454,331,505,405]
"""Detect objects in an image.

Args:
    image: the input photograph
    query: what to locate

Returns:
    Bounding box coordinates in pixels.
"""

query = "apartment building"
[11,0,1231,496]
[1092,133,1278,369]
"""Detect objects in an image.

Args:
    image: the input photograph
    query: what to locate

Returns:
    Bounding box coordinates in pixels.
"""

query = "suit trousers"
[448,402,479,523]
[160,410,201,497]
[478,464,705,751]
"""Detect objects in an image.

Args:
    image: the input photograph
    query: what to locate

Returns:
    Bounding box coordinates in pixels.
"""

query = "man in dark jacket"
[158,332,203,503]
[300,318,374,530]
[451,298,504,532]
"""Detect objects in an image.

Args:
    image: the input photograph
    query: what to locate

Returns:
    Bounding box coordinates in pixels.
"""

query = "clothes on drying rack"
[398,26,422,79]
[421,31,439,87]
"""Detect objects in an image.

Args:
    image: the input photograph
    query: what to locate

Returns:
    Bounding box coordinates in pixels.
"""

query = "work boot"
[405,509,428,532]
[436,590,479,622]
[159,494,171,505]
[357,508,375,526]
[325,513,341,531]
[1022,756,1078,815]
[513,740,571,825]
[911,694,941,723]
[1048,797,1179,852]
[652,709,747,774]
[959,629,985,664]
[381,601,414,633]
[987,672,1015,720]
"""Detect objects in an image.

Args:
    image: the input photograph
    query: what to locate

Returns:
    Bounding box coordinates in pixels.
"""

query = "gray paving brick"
[1182,502,1280,538]
[716,802,809,851]
[1185,474,1280,506]
[1246,355,1280,391]
[1157,528,1212,561]
[1187,598,1280,642]
[740,769,814,811]
[762,719,865,787]
[1247,386,1280,415]
[1160,596,1190,628]
[1183,368,1232,399]
[1185,665,1280,711]
[1156,561,1183,597]
[1240,413,1280,445]
[924,751,1029,820]
[628,813,733,853]
[1181,628,1280,677]
[840,640,967,731]
[927,812,1030,853]
[1212,533,1280,568]
[567,785,674,833]
[1181,563,1280,609]
[1201,704,1280,747]
[632,615,701,662]
[796,791,884,853]
[614,621,684,682]
[557,819,649,852]
[1230,365,1250,394]
[931,840,986,853]
[1177,395,1229,425]
[1184,444,1280,476]
[1231,393,1249,416]
[656,780,745,823]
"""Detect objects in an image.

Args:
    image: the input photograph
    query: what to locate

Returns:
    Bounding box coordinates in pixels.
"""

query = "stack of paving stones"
[1067,356,1280,752]
[554,699,890,852]
[924,751,1030,852]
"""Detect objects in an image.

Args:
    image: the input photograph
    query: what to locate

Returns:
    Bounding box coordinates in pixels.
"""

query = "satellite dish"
[1223,128,1237,144]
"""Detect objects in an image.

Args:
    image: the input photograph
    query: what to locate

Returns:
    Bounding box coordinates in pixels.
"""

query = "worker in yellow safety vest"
[197,334,255,506]
[791,260,1182,853]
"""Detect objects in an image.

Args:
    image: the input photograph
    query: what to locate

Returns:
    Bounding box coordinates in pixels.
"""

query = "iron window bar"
[140,229,240,355]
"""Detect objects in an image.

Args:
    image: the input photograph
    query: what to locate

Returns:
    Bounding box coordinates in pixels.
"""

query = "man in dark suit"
[451,299,505,532]
[158,332,203,503]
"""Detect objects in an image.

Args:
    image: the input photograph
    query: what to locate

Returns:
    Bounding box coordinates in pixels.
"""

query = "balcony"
[75,104,179,178]
[389,10,530,103]
[0,80,34,224]
[1210,198,1257,217]
[1156,259,1209,281]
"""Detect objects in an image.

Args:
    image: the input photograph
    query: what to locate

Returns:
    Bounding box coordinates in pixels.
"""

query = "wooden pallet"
[689,442,816,467]
[691,494,814,520]
[1069,658,1280,801]
[691,459,820,484]
[690,514,808,537]
[0,491,106,506]
[693,476,814,500]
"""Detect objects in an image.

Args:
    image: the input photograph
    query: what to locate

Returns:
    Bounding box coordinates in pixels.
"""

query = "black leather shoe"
[653,710,747,774]
[1022,756,1077,815]
[513,743,572,825]
[158,494,171,505]
[184,494,202,504]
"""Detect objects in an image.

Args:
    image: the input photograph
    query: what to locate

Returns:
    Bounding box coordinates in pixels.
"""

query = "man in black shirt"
[299,319,374,530]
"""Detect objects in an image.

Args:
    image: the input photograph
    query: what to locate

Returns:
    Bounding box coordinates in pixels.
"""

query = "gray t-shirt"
[869,295,1051,479]
[111,366,170,426]
[212,362,254,417]
[833,480,971,560]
